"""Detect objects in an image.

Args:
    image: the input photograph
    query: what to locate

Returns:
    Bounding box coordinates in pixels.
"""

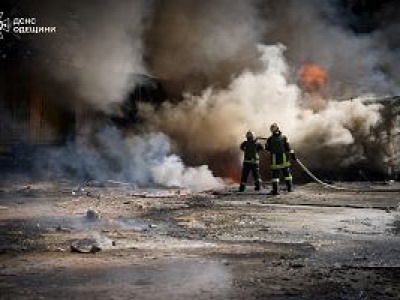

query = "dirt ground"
[0,178,399,299]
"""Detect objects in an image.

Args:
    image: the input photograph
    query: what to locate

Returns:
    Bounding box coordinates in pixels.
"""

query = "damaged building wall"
[0,62,29,145]
[0,61,75,158]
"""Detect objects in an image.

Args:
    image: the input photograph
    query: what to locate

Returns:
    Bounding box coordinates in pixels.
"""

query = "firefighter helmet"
[246,131,255,140]
[270,123,279,133]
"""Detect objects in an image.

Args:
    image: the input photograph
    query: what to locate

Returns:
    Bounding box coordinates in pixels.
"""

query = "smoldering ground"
[12,0,400,186]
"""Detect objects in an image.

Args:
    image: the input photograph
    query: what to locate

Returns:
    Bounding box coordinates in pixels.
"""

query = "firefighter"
[265,123,296,195]
[239,131,263,192]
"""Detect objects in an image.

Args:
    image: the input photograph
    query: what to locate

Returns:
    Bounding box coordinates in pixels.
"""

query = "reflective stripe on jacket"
[266,132,292,169]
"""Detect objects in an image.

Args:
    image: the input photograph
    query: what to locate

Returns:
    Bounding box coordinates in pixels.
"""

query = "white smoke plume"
[140,44,383,171]
[38,127,223,192]
[140,44,299,154]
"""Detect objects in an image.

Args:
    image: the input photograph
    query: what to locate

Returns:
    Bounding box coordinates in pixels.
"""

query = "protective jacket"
[240,140,263,164]
[239,139,263,192]
[265,131,293,170]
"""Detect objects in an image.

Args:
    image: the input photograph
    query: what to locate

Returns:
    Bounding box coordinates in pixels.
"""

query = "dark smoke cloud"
[29,0,152,112]
[260,0,400,97]
[145,0,264,96]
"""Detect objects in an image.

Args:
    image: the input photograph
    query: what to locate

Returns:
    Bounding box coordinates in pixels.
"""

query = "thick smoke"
[139,0,398,174]
[39,127,223,192]
[140,45,382,170]
[140,45,299,155]
[146,0,264,95]
[33,0,151,112]
[261,0,400,98]
[28,0,400,184]
[29,0,226,190]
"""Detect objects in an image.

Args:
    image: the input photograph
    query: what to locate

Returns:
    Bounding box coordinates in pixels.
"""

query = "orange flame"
[300,64,328,93]
[209,152,242,183]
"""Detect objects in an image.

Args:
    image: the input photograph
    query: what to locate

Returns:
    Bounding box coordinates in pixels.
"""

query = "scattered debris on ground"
[0,179,399,299]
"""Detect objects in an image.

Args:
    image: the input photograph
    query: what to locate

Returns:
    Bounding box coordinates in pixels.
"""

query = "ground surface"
[0,179,399,299]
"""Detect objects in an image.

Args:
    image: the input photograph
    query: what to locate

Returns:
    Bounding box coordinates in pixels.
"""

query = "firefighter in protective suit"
[265,123,296,195]
[239,131,263,192]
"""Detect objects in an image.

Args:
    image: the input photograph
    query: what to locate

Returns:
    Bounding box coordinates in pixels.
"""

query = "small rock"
[87,191,101,199]
[70,239,101,254]
[86,209,101,221]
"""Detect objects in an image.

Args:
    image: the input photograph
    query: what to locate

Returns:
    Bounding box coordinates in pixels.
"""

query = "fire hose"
[255,137,399,192]
[295,157,400,193]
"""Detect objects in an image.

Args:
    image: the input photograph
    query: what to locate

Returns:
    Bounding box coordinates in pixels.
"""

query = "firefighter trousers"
[239,162,261,191]
[271,167,293,193]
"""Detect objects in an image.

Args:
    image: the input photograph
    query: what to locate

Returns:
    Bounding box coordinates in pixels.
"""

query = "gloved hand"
[290,151,296,160]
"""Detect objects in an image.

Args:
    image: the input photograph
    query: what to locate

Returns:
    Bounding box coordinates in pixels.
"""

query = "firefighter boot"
[286,179,293,192]
[270,181,279,195]
[255,181,261,191]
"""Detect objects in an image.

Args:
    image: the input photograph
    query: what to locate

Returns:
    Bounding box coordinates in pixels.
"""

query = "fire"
[223,166,241,183]
[206,152,242,183]
[300,63,328,93]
